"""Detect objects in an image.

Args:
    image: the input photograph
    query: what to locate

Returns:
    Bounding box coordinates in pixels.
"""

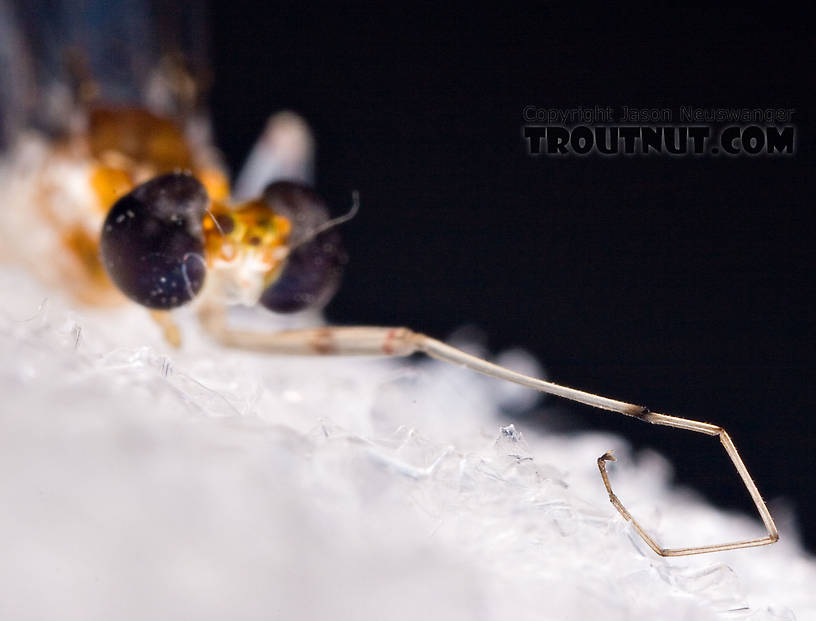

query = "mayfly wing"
[0,0,31,150]
[233,112,316,200]
[1,0,210,129]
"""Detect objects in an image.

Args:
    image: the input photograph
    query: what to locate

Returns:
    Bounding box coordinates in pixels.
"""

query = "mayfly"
[0,1,777,557]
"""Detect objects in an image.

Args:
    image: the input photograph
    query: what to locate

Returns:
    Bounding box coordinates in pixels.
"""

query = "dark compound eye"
[259,181,347,313]
[260,229,346,313]
[262,181,330,247]
[100,172,208,309]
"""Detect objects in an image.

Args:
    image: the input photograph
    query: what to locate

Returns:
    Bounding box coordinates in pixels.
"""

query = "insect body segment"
[87,107,229,204]
[88,107,196,177]
[99,169,344,314]
[202,194,293,308]
[14,106,230,307]
[202,200,292,269]
[83,104,343,314]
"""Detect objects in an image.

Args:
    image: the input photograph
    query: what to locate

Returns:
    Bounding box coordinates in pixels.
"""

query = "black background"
[209,5,814,551]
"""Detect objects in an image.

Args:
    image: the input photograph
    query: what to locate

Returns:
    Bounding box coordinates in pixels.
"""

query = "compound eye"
[262,181,330,247]
[259,181,346,313]
[259,228,346,313]
[100,172,208,309]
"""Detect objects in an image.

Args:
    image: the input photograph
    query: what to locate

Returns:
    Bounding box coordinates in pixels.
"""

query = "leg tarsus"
[596,426,779,556]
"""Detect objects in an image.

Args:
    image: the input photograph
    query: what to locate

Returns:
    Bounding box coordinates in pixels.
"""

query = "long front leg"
[199,304,420,356]
[198,305,779,556]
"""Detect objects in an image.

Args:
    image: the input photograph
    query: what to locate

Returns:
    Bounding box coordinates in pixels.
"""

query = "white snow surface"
[0,266,814,621]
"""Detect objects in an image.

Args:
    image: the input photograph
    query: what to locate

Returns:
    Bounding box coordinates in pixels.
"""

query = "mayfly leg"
[198,311,779,557]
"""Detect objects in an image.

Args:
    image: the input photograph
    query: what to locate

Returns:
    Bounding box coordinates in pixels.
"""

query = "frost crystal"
[0,266,813,621]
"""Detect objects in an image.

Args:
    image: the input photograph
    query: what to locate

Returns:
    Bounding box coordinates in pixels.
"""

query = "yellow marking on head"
[202,200,292,279]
